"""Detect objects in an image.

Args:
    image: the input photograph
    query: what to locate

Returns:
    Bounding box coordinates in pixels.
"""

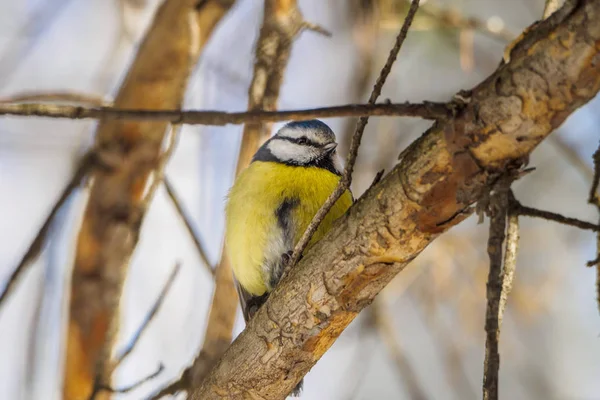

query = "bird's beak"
[323,143,338,154]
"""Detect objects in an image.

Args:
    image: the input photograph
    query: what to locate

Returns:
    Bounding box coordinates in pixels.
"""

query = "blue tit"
[225,119,353,334]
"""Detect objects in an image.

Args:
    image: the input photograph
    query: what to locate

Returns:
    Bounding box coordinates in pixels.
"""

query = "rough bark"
[190,1,600,399]
[63,1,235,399]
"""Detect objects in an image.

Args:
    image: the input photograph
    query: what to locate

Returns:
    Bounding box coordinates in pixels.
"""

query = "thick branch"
[63,1,235,399]
[190,2,600,398]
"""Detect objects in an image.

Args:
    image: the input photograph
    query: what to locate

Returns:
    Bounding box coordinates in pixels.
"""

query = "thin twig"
[588,143,600,314]
[164,178,213,274]
[114,263,181,366]
[513,203,600,232]
[482,178,512,400]
[91,363,164,399]
[0,101,449,124]
[0,153,93,311]
[288,0,421,268]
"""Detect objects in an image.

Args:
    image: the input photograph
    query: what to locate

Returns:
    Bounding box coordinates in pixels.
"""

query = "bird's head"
[253,120,342,175]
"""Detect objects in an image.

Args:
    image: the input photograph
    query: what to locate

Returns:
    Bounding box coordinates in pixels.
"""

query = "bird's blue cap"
[282,120,336,139]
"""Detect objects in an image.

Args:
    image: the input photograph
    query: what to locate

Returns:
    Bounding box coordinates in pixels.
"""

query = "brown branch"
[512,202,600,232]
[63,1,235,399]
[189,2,600,398]
[0,91,110,105]
[288,0,421,269]
[0,153,93,311]
[373,300,428,400]
[164,178,213,274]
[482,177,514,400]
[0,101,450,124]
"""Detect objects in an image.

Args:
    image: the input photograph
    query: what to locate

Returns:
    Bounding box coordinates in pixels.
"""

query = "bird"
[224,119,353,396]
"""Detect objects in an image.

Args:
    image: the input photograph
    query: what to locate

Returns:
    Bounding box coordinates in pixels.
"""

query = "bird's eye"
[297,137,309,145]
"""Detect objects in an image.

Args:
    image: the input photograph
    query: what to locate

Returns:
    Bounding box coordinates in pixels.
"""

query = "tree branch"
[588,143,600,315]
[0,101,450,124]
[164,178,213,275]
[0,152,93,311]
[63,1,235,399]
[188,2,600,398]
[482,177,513,400]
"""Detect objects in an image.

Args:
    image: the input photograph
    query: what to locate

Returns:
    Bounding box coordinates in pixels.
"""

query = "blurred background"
[1,0,599,399]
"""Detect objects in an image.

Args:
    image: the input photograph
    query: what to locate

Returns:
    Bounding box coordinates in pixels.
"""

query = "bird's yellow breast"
[225,161,352,296]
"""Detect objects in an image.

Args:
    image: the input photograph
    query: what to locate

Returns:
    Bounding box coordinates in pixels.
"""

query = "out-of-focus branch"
[91,364,164,398]
[63,1,235,399]
[164,179,213,275]
[340,0,380,156]
[379,0,515,42]
[289,0,421,269]
[0,153,93,311]
[588,144,600,314]
[0,89,215,277]
[89,263,180,399]
[0,91,111,106]
[373,299,428,400]
[114,263,181,366]
[149,1,317,398]
[0,101,450,124]
[550,135,595,181]
[190,2,600,398]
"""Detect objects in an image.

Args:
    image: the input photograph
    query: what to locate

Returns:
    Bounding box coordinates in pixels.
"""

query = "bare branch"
[0,153,92,311]
[482,177,512,400]
[114,263,181,366]
[0,101,449,124]
[588,143,600,313]
[288,0,421,269]
[513,202,600,232]
[164,178,213,274]
[91,363,164,399]
[0,91,110,105]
